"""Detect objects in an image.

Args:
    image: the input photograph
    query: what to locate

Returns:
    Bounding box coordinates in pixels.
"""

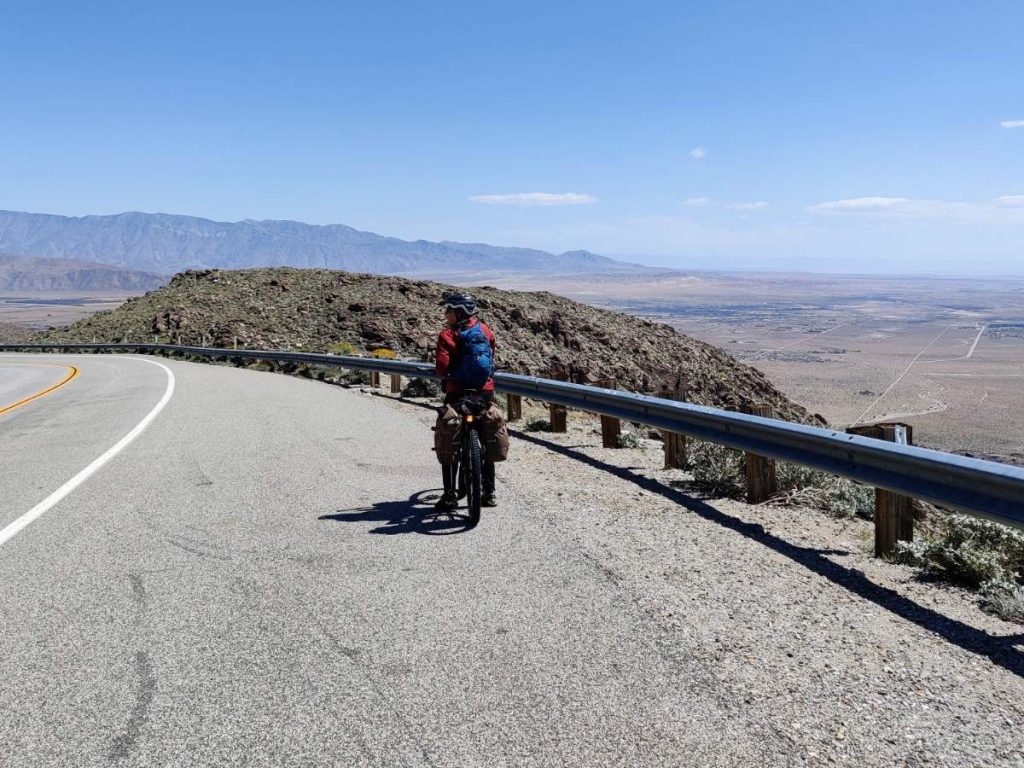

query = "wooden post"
[597,378,621,448]
[742,405,778,503]
[848,423,915,556]
[370,371,381,388]
[506,393,523,422]
[390,374,402,393]
[233,336,238,350]
[549,403,568,432]
[663,381,690,469]
[548,369,568,432]
[872,423,913,557]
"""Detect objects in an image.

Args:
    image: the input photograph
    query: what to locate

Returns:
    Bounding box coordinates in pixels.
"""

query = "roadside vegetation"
[681,439,1024,622]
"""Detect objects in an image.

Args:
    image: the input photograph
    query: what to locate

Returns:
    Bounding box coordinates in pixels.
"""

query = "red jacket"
[435,317,496,394]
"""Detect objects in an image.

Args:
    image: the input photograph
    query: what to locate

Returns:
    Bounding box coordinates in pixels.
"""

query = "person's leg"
[435,462,459,510]
[435,393,461,510]
[482,459,497,506]
[480,390,498,505]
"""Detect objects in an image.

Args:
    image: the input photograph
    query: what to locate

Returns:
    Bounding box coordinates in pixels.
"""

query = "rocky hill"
[34,268,818,423]
[0,254,167,292]
[0,321,29,343]
[0,210,643,277]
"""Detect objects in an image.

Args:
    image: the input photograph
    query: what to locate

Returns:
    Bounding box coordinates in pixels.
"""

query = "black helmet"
[440,291,478,316]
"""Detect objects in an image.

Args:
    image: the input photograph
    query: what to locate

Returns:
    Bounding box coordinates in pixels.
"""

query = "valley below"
[500,271,1024,463]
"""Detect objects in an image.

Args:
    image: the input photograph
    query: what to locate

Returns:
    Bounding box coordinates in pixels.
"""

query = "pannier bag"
[481,404,510,462]
[433,405,462,464]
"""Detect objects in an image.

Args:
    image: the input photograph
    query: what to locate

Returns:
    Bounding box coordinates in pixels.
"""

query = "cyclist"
[434,291,498,511]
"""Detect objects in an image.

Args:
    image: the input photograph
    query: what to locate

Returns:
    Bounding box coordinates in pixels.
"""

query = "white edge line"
[0,357,176,549]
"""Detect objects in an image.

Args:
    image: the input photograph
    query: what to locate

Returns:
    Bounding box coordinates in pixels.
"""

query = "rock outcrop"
[34,267,819,423]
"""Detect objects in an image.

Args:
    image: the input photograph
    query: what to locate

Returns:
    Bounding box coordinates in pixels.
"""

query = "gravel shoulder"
[382,390,1024,767]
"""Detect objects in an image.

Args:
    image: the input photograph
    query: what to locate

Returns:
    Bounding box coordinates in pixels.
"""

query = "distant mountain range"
[0,210,642,276]
[0,254,166,292]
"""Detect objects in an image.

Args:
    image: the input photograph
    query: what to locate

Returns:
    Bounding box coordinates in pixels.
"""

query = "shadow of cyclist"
[320,489,478,535]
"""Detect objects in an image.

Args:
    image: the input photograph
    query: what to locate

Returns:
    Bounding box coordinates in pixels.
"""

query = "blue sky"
[2,1,1022,273]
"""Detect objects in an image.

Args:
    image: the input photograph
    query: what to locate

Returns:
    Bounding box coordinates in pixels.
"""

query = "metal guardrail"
[3,342,1023,527]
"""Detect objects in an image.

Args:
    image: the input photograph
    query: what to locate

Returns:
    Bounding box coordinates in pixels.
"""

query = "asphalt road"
[0,354,781,767]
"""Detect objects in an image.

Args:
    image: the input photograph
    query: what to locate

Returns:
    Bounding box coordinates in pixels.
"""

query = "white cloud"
[1001,120,1024,128]
[809,195,1024,223]
[729,201,769,210]
[683,196,712,207]
[689,147,707,159]
[810,196,913,212]
[468,192,597,206]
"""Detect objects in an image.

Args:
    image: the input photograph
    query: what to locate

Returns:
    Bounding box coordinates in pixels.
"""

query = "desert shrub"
[894,514,1024,589]
[772,463,875,519]
[329,341,359,356]
[369,348,397,359]
[616,431,643,449]
[686,441,745,499]
[682,443,875,516]
[980,580,1024,623]
[402,377,440,398]
[524,418,553,432]
[893,514,1024,623]
[339,369,370,386]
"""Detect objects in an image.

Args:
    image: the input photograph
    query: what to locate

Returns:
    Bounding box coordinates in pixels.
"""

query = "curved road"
[0,354,779,767]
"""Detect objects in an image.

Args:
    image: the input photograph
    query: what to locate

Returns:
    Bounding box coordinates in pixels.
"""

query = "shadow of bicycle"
[319,489,477,535]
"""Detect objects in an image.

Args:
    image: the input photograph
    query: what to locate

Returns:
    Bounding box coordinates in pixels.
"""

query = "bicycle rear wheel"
[466,427,483,526]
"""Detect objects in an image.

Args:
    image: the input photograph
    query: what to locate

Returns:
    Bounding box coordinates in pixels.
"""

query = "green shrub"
[894,514,1024,589]
[773,463,875,519]
[339,369,370,386]
[616,431,643,449]
[402,378,440,398]
[369,348,397,359]
[329,341,359,356]
[524,418,553,432]
[980,580,1024,623]
[686,441,745,499]
[681,442,875,517]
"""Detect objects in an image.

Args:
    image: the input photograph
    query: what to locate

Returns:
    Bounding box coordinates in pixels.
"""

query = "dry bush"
[524,418,554,433]
[894,513,1024,623]
[615,431,644,449]
[771,464,875,519]
[685,441,745,499]
[328,341,359,356]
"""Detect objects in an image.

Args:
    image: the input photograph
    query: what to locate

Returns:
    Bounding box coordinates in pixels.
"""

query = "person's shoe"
[482,493,498,507]
[434,492,459,511]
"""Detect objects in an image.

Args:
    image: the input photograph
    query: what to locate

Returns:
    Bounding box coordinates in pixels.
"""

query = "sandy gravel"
[390,393,1024,767]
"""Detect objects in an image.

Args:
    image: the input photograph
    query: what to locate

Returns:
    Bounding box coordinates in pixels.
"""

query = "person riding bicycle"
[434,291,498,511]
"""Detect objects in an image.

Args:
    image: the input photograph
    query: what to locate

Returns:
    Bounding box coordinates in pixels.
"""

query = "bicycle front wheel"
[466,427,483,526]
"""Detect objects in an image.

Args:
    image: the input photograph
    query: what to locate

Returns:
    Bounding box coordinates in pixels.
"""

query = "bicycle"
[451,391,489,526]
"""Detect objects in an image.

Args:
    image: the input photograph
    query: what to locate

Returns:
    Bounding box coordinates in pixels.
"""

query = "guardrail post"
[662,382,689,469]
[847,423,915,557]
[370,371,381,388]
[390,374,402,393]
[596,378,621,448]
[550,403,568,432]
[742,405,778,503]
[548,370,568,432]
[506,393,522,422]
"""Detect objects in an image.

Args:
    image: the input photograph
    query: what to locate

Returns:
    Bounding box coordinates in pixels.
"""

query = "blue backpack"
[453,322,494,388]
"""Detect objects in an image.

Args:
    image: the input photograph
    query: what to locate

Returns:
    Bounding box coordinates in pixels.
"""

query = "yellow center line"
[0,363,80,416]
